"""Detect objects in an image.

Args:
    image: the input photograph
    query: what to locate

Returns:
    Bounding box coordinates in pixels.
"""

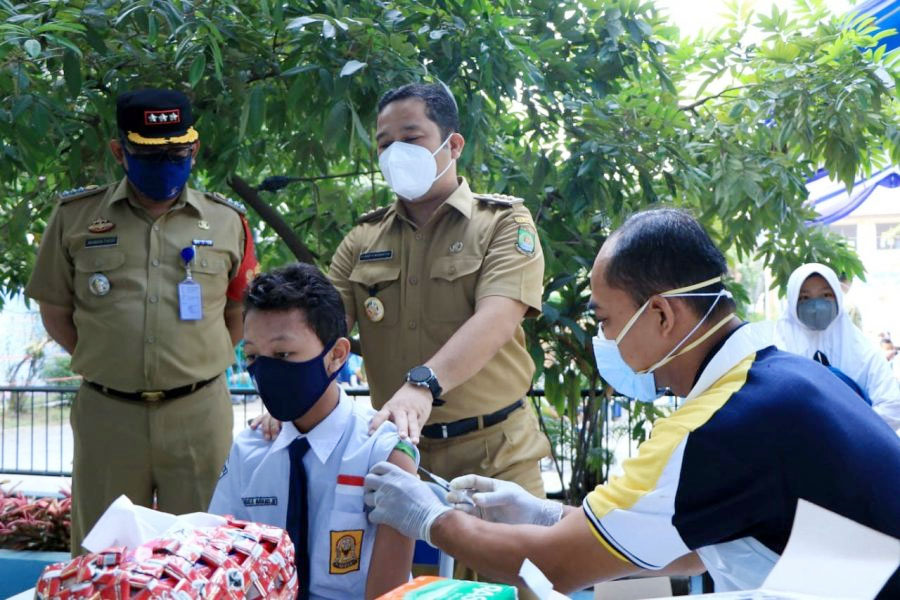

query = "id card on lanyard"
[178,246,203,321]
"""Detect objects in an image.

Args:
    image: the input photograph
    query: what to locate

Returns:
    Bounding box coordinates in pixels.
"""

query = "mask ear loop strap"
[614,276,724,345]
[641,291,734,374]
[432,134,455,182]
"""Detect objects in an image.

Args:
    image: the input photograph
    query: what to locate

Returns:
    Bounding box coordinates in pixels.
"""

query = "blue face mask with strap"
[247,343,343,422]
[591,276,734,402]
[123,146,192,202]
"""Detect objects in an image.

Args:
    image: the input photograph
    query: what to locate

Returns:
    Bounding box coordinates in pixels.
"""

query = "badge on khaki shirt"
[330,529,363,574]
[516,227,536,255]
[87,218,115,233]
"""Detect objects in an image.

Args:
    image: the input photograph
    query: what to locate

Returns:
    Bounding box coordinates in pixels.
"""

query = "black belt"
[421,399,524,439]
[86,376,218,402]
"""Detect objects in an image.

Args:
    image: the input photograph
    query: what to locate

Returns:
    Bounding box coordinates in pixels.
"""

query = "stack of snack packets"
[34,517,298,599]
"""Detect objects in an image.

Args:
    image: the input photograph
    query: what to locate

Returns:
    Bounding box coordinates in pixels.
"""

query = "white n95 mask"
[378,135,454,200]
[592,276,734,402]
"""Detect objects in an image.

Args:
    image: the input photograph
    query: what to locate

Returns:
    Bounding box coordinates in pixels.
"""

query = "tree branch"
[226,174,317,264]
[679,85,749,111]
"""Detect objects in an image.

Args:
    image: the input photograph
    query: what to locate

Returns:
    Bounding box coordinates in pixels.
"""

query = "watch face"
[409,366,432,383]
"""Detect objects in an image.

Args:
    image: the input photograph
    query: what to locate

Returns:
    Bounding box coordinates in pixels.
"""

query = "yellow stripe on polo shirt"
[583,353,756,560]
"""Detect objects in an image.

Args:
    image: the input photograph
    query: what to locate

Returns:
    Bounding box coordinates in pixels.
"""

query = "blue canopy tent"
[807,167,900,225]
[806,0,900,223]
[851,0,900,51]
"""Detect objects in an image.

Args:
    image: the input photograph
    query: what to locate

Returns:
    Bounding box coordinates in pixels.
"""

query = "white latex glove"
[446,474,563,526]
[364,461,452,546]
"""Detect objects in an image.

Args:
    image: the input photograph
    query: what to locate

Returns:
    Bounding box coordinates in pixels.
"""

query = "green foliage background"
[2,0,899,500]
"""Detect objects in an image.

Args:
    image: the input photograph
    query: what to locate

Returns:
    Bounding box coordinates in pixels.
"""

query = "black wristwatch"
[406,365,443,404]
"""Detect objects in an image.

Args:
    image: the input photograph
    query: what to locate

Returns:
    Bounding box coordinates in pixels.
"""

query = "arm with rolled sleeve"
[421,206,544,391]
[26,206,78,354]
[368,207,545,440]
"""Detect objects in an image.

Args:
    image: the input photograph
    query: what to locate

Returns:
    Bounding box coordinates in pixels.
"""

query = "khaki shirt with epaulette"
[329,178,544,423]
[25,177,246,392]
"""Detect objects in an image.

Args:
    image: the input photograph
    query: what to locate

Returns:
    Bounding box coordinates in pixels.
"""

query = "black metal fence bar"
[0,385,593,479]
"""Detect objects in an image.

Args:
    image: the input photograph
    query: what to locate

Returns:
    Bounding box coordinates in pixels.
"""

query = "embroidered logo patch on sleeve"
[515,227,536,255]
[330,529,364,574]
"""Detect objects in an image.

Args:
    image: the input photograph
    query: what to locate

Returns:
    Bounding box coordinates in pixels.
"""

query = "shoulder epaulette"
[58,184,110,204]
[473,193,525,207]
[205,191,247,215]
[356,206,391,225]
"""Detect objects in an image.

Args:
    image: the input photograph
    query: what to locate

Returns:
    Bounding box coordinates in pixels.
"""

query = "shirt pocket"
[189,249,230,308]
[348,262,401,326]
[318,510,369,596]
[72,249,127,302]
[426,256,482,322]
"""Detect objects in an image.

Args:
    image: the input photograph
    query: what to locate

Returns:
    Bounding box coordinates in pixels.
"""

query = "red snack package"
[95,546,126,568]
[200,545,229,568]
[175,541,203,564]
[127,571,154,589]
[134,557,167,579]
[165,555,195,581]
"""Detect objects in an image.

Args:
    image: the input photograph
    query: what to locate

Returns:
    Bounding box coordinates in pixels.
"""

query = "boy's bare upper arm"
[386,447,416,473]
[365,448,417,599]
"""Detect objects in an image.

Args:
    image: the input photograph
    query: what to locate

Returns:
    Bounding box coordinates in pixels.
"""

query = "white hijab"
[774,263,900,429]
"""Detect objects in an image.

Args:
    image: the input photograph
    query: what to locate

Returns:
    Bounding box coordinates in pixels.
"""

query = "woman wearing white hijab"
[775,263,900,431]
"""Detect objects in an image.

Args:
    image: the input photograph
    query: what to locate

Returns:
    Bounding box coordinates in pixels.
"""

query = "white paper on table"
[761,499,900,599]
[518,558,571,599]
[81,494,228,553]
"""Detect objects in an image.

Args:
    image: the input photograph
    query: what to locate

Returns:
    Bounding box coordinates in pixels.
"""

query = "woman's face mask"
[378,135,454,201]
[123,145,193,202]
[591,276,733,402]
[796,298,838,331]
[247,344,342,422]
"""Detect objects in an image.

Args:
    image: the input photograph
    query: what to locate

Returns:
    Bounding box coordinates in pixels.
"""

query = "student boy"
[210,263,418,599]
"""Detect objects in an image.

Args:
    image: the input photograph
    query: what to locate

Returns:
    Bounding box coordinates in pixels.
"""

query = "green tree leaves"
[1,0,897,498]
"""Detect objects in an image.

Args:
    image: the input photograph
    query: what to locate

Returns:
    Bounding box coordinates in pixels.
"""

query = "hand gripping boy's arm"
[365,448,417,600]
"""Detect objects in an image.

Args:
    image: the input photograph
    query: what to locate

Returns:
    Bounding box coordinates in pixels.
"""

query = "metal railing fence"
[0,385,647,481]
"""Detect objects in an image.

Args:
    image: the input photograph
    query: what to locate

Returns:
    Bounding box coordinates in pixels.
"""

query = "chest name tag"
[192,239,214,246]
[85,236,118,248]
[242,496,278,507]
[359,250,393,262]
[178,279,203,321]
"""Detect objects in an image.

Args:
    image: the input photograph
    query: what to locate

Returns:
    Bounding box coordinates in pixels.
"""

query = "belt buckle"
[441,424,449,439]
[141,390,165,401]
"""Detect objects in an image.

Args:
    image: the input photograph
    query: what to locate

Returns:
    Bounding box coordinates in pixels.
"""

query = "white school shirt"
[209,390,418,599]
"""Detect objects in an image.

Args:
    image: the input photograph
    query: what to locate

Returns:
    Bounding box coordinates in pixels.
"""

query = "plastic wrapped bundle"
[34,517,298,599]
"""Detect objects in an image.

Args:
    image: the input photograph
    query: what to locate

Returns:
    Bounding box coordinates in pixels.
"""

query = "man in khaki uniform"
[25,89,258,554]
[330,83,551,498]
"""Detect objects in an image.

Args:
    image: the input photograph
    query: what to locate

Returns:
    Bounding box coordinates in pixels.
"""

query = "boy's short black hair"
[377,83,459,138]
[244,263,347,346]
[605,208,735,318]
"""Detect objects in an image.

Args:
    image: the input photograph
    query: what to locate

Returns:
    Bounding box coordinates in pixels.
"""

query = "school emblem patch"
[515,226,536,255]
[329,529,363,574]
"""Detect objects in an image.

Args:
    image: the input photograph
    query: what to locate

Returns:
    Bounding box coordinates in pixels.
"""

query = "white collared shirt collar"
[685,321,776,401]
[270,388,352,463]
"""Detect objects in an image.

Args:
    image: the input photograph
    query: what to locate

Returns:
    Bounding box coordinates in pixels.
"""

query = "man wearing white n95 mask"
[364,208,900,598]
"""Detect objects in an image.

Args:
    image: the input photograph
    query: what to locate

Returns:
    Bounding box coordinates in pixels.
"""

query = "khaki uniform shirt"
[329,178,544,423]
[25,177,246,391]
